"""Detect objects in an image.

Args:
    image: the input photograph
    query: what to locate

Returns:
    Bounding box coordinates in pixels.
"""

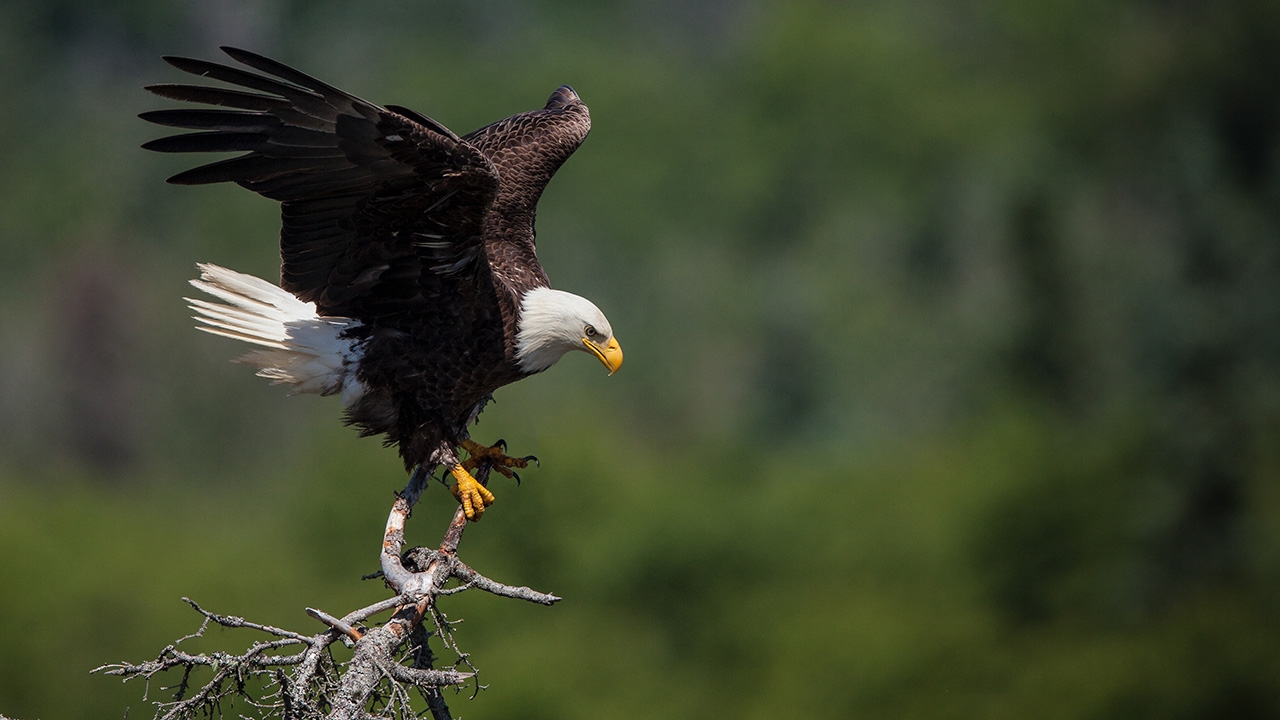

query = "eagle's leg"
[460,438,539,484]
[450,464,496,521]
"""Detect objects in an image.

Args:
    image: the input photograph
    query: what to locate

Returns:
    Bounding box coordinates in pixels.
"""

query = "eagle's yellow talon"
[450,464,495,521]
[451,439,531,519]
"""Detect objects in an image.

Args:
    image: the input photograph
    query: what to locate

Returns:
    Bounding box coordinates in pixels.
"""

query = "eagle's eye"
[584,325,598,339]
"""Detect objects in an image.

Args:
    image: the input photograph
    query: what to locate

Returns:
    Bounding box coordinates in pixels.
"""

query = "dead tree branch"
[95,459,559,720]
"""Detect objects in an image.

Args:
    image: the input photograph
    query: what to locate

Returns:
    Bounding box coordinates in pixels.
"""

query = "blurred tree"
[50,249,144,475]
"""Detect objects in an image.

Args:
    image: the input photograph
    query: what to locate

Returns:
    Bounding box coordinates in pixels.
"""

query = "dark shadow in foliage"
[1004,192,1076,408]
[751,318,823,441]
[968,423,1154,626]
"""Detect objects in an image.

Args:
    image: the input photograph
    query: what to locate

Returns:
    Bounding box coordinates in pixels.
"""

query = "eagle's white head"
[515,287,623,375]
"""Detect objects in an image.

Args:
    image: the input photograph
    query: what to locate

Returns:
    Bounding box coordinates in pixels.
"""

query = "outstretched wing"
[141,47,500,319]
[461,85,591,290]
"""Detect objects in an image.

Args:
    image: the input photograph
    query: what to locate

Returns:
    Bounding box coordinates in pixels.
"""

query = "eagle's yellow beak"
[584,336,624,375]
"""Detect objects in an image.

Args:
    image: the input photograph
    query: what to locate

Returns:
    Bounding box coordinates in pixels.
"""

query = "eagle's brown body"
[143,48,601,481]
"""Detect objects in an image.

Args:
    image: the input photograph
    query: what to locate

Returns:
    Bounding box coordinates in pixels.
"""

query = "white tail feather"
[187,263,365,404]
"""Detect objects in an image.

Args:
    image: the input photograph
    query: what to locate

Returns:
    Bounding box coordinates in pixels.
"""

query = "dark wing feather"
[462,85,591,291]
[141,47,500,318]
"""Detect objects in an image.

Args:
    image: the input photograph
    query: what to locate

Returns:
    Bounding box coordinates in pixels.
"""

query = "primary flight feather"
[143,47,622,520]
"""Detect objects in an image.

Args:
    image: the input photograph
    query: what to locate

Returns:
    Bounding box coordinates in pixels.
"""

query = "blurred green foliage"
[2,0,1280,717]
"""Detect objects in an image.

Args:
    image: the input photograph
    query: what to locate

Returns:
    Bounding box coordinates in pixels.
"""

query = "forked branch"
[95,459,558,720]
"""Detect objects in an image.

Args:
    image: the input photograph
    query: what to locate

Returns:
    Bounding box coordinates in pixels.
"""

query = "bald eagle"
[142,47,622,520]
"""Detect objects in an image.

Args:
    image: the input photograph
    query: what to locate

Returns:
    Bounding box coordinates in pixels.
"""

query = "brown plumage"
[143,48,621,517]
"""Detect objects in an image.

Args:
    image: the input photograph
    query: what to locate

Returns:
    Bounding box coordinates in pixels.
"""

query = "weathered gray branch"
[95,457,559,720]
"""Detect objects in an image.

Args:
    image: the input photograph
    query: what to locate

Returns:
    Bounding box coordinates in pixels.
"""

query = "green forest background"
[2,1,1280,717]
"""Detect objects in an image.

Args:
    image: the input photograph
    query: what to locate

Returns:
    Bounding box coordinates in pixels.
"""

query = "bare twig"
[184,597,316,643]
[453,560,562,605]
[305,608,362,643]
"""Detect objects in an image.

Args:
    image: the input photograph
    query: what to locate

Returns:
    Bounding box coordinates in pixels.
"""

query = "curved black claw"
[523,455,540,467]
[494,438,508,452]
[511,471,522,486]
